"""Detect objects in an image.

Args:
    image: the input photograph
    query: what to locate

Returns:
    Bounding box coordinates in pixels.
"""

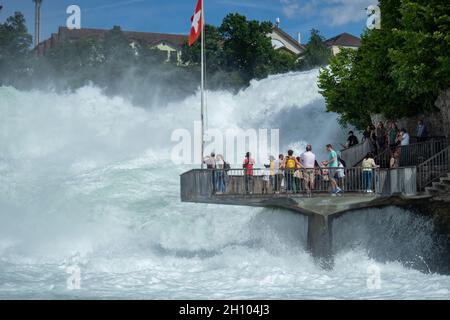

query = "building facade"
[37,27,188,63]
[324,32,361,55]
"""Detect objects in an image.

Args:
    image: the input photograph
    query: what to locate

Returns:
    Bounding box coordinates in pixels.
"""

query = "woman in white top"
[362,152,379,193]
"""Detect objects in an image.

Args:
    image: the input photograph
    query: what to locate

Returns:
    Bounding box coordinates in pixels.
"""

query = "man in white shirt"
[400,129,410,146]
[300,145,316,195]
[399,129,410,166]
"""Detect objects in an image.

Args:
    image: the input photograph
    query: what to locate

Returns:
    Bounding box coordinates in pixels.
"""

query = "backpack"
[286,157,296,170]
[224,161,231,172]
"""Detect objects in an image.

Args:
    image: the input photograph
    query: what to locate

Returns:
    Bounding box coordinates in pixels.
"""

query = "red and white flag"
[188,0,203,46]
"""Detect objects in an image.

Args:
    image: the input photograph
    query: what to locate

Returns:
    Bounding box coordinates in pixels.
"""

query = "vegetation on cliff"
[318,0,450,129]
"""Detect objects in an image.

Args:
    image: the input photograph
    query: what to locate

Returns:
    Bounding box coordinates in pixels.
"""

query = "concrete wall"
[376,167,417,196]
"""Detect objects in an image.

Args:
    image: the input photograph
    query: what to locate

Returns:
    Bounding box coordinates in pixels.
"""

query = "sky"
[0,0,378,44]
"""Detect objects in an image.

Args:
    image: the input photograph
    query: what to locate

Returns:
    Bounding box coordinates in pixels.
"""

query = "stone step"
[426,187,441,196]
[432,182,450,191]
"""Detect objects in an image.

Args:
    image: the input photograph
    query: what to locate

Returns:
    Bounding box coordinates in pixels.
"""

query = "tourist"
[262,163,271,195]
[388,121,399,150]
[274,154,284,193]
[399,128,410,146]
[215,154,226,194]
[362,126,371,142]
[284,150,300,193]
[362,152,379,193]
[203,152,216,169]
[322,144,342,195]
[399,128,410,165]
[293,156,303,193]
[243,152,255,194]
[376,121,387,152]
[269,155,277,192]
[203,152,216,192]
[336,157,346,190]
[369,125,378,154]
[389,150,400,169]
[300,145,316,196]
[346,131,359,148]
[416,120,429,142]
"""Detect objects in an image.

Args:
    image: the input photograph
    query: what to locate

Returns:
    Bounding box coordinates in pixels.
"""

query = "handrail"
[372,137,447,168]
[416,146,450,191]
[181,167,417,197]
[340,140,372,168]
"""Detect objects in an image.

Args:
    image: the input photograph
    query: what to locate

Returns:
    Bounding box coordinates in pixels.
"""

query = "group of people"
[204,120,430,196]
[204,144,347,197]
[246,144,346,196]
[348,120,430,168]
[361,121,413,155]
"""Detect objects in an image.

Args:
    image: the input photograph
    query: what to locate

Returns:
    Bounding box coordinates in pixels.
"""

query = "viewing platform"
[180,144,450,267]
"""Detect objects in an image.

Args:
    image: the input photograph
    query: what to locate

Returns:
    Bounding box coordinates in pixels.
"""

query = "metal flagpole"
[200,0,205,169]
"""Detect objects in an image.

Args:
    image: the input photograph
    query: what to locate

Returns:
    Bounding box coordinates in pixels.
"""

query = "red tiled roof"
[57,27,188,48]
[325,33,361,47]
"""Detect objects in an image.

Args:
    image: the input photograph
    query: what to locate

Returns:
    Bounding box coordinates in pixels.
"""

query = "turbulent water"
[0,70,449,299]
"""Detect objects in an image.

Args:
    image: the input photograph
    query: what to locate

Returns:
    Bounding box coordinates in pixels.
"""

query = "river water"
[0,70,449,299]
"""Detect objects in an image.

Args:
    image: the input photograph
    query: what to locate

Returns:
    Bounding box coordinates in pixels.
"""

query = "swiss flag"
[188,0,203,46]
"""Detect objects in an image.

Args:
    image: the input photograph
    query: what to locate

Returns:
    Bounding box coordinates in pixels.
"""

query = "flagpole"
[200,0,205,169]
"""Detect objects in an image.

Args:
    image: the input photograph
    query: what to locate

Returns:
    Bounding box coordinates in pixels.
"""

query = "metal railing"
[374,138,447,168]
[206,167,376,196]
[340,140,372,168]
[417,146,450,191]
[180,166,420,201]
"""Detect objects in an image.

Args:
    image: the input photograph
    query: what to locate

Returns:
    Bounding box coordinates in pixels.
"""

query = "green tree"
[0,12,32,85]
[318,0,448,129]
[182,24,224,74]
[300,29,332,70]
[389,0,450,102]
[219,13,277,81]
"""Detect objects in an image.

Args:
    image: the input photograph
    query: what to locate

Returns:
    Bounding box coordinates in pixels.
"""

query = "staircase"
[426,172,450,197]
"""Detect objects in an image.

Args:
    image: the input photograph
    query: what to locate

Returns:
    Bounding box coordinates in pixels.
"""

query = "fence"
[340,140,372,168]
[417,147,450,191]
[376,167,417,196]
[374,138,447,168]
[182,167,382,197]
[181,166,420,200]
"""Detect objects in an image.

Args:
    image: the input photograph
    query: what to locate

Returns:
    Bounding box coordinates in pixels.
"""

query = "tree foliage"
[0,12,32,85]
[300,29,332,70]
[318,0,450,130]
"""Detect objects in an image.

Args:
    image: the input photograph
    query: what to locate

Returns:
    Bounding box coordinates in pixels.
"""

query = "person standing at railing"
[376,121,387,152]
[323,144,343,195]
[416,120,429,143]
[388,121,399,150]
[284,150,300,193]
[262,163,271,194]
[345,131,359,149]
[300,145,316,197]
[203,152,217,193]
[215,154,226,194]
[399,128,410,166]
[389,150,400,169]
[293,157,304,193]
[243,152,255,194]
[362,152,379,193]
[269,155,277,193]
[274,154,284,194]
